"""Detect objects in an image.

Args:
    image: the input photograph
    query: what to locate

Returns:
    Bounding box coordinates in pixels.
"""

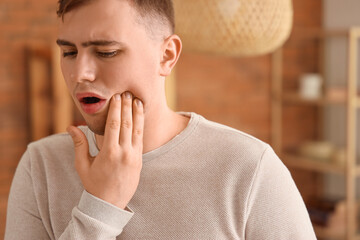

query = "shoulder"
[28,132,71,152]
[28,126,89,148]
[24,126,90,168]
[195,114,270,158]
[28,126,89,153]
[184,113,278,178]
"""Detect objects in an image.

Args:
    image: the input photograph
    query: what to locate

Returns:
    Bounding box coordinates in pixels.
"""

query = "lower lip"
[80,100,107,115]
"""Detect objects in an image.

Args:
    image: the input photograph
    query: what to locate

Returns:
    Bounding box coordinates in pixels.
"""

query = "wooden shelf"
[282,153,346,175]
[282,153,360,177]
[314,226,360,240]
[313,225,345,240]
[288,29,349,42]
[282,92,346,105]
[272,28,360,240]
[282,93,360,108]
[351,233,360,240]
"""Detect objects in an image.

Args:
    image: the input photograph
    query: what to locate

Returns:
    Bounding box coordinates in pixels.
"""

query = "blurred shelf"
[351,233,360,240]
[283,153,360,177]
[272,28,360,240]
[353,27,360,38]
[288,29,350,41]
[313,225,345,240]
[282,153,345,175]
[282,92,346,106]
[314,227,360,240]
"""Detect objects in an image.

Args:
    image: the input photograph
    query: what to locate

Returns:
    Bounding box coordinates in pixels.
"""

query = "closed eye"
[97,51,118,58]
[63,51,77,58]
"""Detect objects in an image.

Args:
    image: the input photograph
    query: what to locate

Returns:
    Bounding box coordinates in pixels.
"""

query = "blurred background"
[0,0,360,239]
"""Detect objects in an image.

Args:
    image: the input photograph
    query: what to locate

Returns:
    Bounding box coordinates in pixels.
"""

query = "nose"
[72,53,96,83]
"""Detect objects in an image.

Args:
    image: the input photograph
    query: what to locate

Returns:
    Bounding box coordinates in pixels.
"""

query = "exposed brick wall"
[0,0,58,237]
[0,0,322,237]
[176,0,323,204]
[283,0,323,203]
[176,54,271,142]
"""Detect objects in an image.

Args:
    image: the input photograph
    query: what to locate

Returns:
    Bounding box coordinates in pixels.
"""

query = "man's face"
[57,0,165,135]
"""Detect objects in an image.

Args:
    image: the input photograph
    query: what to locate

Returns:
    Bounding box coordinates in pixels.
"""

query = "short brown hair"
[56,0,175,34]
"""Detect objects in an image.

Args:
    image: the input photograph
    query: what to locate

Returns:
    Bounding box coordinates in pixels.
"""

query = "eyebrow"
[56,39,124,48]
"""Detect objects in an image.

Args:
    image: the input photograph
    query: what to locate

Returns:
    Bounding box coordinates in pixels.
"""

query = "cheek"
[60,60,74,90]
[102,61,133,89]
[102,57,157,97]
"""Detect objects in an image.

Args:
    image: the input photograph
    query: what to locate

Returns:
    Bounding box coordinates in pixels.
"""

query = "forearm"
[59,191,133,240]
[6,150,133,240]
[6,189,133,240]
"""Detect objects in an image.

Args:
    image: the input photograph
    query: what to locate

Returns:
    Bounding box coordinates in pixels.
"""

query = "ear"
[159,34,182,77]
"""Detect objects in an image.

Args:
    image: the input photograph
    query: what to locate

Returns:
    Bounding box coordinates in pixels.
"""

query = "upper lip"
[76,92,106,102]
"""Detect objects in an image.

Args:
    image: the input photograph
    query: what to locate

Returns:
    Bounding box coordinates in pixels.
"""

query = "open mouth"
[81,97,101,104]
[76,93,107,114]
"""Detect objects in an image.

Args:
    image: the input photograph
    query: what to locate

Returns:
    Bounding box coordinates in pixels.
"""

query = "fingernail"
[115,94,121,101]
[124,92,132,99]
[135,99,143,106]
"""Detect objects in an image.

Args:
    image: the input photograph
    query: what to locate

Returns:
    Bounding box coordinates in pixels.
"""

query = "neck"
[95,103,189,153]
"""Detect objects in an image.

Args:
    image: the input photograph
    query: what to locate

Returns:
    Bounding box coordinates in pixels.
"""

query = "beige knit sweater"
[5,112,316,239]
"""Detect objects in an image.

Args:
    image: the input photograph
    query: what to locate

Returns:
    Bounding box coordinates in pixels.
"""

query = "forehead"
[57,0,142,42]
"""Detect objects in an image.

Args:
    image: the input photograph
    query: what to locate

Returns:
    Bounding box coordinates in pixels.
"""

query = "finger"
[103,94,122,147]
[119,92,133,147]
[67,126,91,173]
[132,98,144,148]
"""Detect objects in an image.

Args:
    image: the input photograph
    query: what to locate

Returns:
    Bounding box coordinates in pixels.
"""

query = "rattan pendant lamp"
[173,0,293,56]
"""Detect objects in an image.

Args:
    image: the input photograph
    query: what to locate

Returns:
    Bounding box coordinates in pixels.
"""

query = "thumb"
[67,126,91,173]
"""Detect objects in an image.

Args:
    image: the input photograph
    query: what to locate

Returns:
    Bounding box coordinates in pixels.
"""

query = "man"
[5,0,317,239]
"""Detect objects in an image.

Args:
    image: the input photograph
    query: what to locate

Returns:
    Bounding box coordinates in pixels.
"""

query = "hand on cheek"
[67,92,144,209]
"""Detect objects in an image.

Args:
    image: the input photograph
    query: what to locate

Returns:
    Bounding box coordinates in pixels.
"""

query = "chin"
[87,123,106,136]
[83,114,107,136]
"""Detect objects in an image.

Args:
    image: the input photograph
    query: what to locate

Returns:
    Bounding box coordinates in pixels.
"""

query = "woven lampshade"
[173,0,293,56]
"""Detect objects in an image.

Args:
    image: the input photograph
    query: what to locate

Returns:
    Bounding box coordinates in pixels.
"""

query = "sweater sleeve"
[5,151,50,240]
[5,149,134,240]
[244,146,317,240]
[59,191,134,240]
